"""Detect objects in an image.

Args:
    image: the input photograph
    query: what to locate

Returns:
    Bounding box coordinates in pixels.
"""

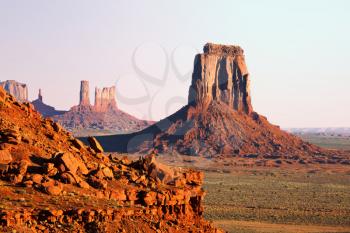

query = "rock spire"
[79,80,90,106]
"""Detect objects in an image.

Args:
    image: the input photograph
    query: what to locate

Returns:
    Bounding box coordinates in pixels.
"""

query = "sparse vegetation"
[203,169,350,232]
[300,134,350,150]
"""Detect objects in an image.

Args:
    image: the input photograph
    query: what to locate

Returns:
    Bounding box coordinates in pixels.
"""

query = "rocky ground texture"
[0,86,220,232]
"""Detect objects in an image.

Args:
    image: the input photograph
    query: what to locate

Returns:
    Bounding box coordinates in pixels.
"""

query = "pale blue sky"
[0,0,349,127]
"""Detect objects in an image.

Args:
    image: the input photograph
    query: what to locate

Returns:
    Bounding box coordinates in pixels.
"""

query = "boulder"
[0,149,12,164]
[31,174,44,184]
[88,176,107,189]
[142,191,157,206]
[1,129,21,145]
[87,136,104,153]
[53,152,88,175]
[71,139,85,150]
[110,189,127,201]
[44,163,58,177]
[45,185,62,196]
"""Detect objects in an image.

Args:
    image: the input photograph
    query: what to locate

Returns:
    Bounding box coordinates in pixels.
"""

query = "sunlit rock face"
[52,81,151,135]
[0,80,28,102]
[79,80,91,106]
[94,86,117,112]
[188,43,252,114]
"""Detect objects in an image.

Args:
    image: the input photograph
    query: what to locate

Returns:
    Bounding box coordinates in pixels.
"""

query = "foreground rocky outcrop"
[0,86,220,232]
[94,43,350,167]
[0,80,28,102]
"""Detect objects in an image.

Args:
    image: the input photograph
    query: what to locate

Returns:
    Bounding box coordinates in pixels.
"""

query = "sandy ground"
[213,220,350,233]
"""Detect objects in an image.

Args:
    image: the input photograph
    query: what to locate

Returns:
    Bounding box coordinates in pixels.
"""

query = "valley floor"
[203,169,350,233]
[213,220,350,233]
[112,134,350,233]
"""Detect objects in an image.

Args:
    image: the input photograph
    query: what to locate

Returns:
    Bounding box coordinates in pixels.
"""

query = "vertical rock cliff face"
[79,80,90,106]
[94,86,117,112]
[98,43,349,163]
[77,81,117,112]
[188,43,252,114]
[0,80,28,102]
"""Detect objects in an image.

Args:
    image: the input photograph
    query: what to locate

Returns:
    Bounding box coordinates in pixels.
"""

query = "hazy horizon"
[1,0,349,128]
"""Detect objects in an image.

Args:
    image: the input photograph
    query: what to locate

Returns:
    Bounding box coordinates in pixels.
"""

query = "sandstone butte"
[0,86,221,232]
[95,43,350,167]
[51,80,153,136]
[0,80,28,102]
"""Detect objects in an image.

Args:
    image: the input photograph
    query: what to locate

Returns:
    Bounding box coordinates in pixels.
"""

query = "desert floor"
[152,135,350,233]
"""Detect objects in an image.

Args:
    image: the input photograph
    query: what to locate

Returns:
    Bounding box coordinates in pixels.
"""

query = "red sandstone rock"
[189,43,252,114]
[49,81,153,136]
[0,80,28,102]
[0,149,12,164]
[31,174,43,184]
[94,86,117,112]
[53,152,88,175]
[88,136,104,153]
[98,43,350,161]
[45,185,62,196]
[79,80,90,106]
[0,86,221,231]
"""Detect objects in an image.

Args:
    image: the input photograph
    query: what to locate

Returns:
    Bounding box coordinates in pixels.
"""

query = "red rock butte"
[189,43,252,114]
[78,80,118,112]
[52,80,152,135]
[0,80,28,102]
[94,43,350,167]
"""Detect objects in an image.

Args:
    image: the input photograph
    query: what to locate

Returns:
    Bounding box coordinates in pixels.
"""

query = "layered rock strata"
[0,80,28,102]
[79,80,90,106]
[95,43,350,166]
[52,81,152,136]
[0,86,219,232]
[188,43,252,114]
[94,86,117,112]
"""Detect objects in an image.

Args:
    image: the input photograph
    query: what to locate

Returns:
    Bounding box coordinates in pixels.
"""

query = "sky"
[0,0,349,128]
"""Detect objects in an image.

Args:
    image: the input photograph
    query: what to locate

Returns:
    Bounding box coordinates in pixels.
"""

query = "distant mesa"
[72,80,118,112]
[53,80,153,136]
[94,43,350,166]
[0,80,28,102]
[77,80,118,111]
[0,79,152,136]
